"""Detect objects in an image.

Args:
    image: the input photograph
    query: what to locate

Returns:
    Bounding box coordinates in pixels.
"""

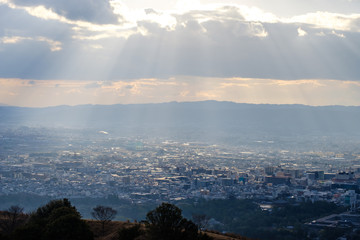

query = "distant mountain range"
[1,101,360,145]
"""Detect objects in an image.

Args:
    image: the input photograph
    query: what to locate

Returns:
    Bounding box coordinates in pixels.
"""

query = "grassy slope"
[86,220,253,240]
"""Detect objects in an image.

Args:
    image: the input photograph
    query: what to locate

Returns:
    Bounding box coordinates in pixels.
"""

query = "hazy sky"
[1,0,360,107]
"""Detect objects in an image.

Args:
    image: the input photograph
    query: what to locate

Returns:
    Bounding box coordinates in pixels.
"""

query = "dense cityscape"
[2,127,360,233]
[1,127,360,201]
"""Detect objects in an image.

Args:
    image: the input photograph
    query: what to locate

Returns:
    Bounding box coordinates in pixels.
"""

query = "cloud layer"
[2,77,360,107]
[1,1,359,81]
[10,0,120,24]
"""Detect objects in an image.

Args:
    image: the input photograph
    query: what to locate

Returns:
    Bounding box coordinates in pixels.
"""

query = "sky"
[0,0,360,107]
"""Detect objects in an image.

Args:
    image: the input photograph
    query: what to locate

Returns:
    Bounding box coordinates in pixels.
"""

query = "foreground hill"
[86,220,253,240]
[0,200,253,240]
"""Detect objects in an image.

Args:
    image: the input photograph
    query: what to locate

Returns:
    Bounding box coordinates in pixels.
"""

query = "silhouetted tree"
[118,224,142,240]
[43,213,93,240]
[0,205,27,235]
[13,199,93,240]
[91,205,117,235]
[145,202,206,240]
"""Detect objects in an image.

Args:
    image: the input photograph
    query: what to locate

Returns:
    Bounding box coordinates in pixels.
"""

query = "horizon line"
[1,100,360,109]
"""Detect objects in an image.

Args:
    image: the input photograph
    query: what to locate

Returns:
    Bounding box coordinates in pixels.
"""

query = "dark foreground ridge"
[0,199,252,240]
[87,220,252,240]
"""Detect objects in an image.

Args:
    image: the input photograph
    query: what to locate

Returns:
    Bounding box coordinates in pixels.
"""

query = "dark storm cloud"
[0,4,74,79]
[1,4,360,81]
[10,0,120,24]
[0,4,72,40]
[107,16,360,80]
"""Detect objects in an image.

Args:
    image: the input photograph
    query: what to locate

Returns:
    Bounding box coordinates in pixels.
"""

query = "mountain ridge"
[1,101,360,148]
[2,100,360,109]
